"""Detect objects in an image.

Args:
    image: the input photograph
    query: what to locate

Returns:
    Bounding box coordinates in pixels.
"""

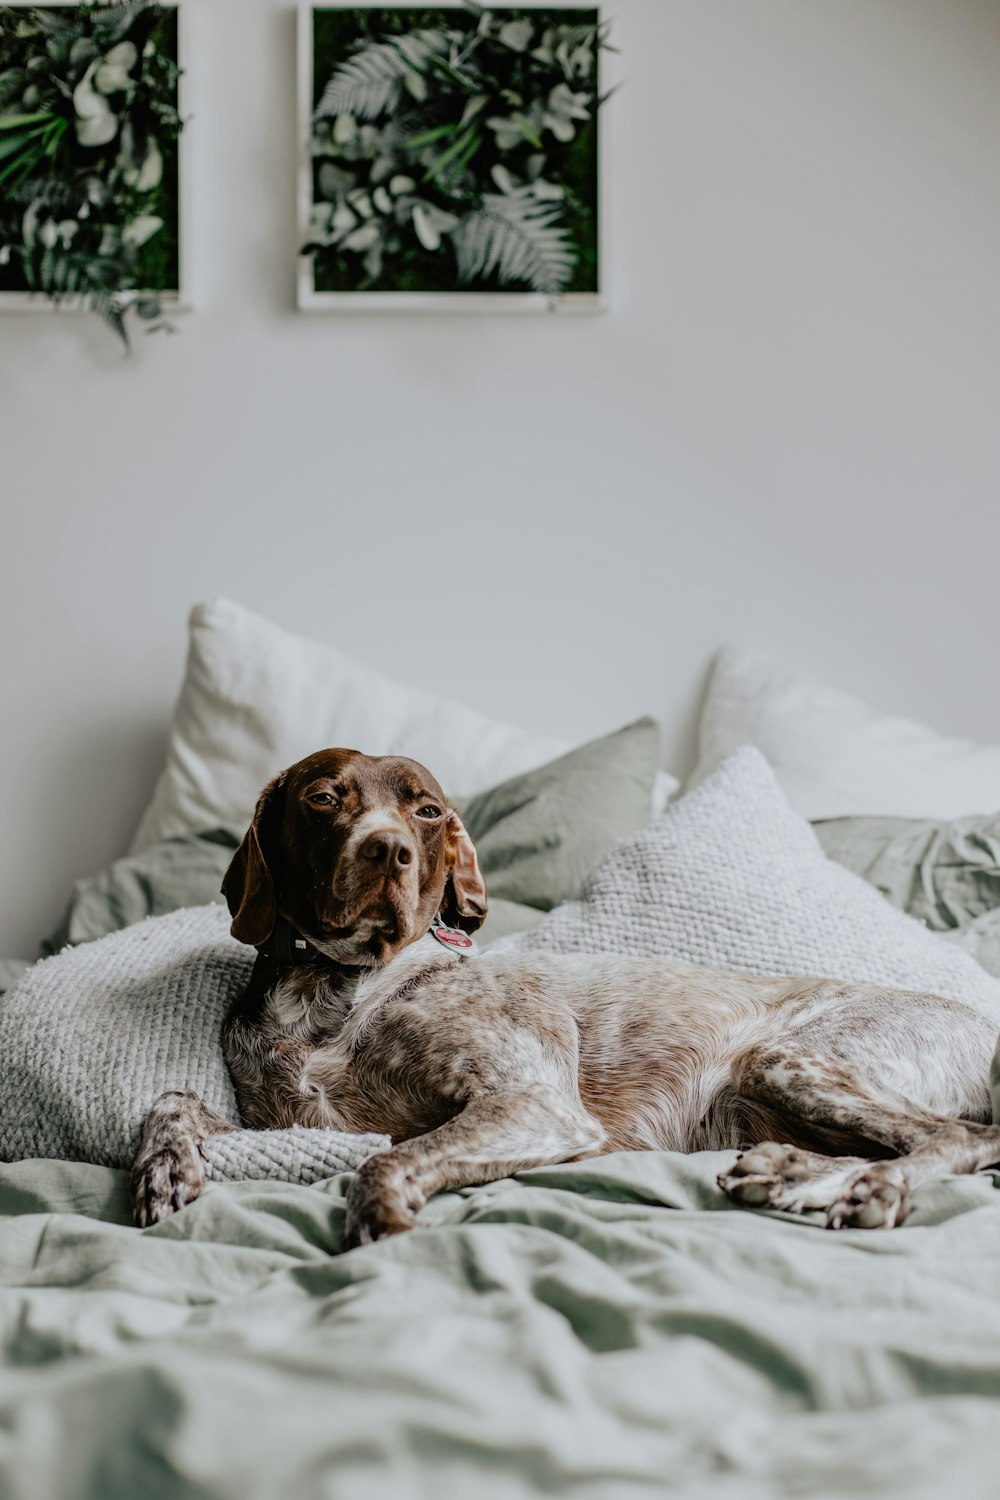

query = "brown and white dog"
[132,748,1000,1247]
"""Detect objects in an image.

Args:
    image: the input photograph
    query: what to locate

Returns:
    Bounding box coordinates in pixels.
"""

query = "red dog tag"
[431,925,476,952]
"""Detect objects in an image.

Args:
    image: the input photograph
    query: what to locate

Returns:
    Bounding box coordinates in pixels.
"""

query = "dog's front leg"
[343,1085,605,1249]
[131,1089,236,1227]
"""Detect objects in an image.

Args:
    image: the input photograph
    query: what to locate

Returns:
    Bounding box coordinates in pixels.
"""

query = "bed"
[3,602,1000,1498]
[4,1148,1000,1498]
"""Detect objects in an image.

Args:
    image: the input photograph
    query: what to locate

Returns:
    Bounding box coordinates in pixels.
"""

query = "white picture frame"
[297,1,607,313]
[0,1,192,316]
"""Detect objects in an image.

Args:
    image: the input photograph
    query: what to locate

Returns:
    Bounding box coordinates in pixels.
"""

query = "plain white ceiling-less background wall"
[1,0,999,956]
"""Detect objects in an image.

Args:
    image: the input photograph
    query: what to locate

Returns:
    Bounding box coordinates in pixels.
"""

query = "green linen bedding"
[814,812,1000,932]
[946,910,1000,980]
[2,1151,999,1498]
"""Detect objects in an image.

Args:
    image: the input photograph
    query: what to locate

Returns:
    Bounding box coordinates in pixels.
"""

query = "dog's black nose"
[360,831,414,873]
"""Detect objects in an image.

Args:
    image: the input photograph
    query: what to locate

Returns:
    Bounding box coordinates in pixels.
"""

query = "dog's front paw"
[131,1139,204,1227]
[343,1156,421,1250]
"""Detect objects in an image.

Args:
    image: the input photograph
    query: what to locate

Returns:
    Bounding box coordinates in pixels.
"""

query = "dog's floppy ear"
[222,771,287,947]
[440,811,488,933]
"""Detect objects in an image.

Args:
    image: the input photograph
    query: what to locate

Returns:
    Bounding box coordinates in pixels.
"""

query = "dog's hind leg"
[131,1089,236,1227]
[718,1036,1000,1230]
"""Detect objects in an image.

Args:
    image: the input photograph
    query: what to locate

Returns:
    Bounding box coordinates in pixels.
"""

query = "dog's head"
[221,749,487,966]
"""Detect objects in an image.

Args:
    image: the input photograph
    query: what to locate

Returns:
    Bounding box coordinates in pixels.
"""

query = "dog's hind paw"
[719,1140,871,1220]
[825,1163,911,1231]
[719,1141,829,1207]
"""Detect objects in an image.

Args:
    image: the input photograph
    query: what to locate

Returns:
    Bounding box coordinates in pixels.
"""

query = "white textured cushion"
[693,646,1000,821]
[498,748,1000,1019]
[0,903,388,1174]
[133,599,677,852]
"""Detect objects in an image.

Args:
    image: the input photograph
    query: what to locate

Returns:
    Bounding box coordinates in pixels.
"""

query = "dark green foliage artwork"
[304,4,611,299]
[0,2,182,345]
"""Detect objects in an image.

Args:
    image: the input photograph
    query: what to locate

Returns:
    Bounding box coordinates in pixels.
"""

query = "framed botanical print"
[298,2,609,312]
[0,1,189,343]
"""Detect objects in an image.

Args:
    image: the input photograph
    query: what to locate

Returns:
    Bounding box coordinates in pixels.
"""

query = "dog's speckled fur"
[132,750,1000,1245]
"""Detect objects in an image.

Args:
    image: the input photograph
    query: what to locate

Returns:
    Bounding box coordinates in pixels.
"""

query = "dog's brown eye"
[309,792,337,807]
[416,805,442,820]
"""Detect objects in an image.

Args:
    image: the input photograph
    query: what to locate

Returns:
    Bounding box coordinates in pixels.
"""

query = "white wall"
[2,0,1000,956]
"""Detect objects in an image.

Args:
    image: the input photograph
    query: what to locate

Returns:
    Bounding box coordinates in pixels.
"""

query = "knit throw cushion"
[494,748,1000,1019]
[0,904,388,1175]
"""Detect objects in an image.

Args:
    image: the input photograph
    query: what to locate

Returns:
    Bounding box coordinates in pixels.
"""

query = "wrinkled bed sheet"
[1,1152,1000,1498]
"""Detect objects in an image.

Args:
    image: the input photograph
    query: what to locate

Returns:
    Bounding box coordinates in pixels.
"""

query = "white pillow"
[497,747,1000,1019]
[692,646,1000,821]
[133,599,678,851]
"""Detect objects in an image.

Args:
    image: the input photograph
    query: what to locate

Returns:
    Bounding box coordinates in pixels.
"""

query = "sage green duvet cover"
[3,1150,1000,1499]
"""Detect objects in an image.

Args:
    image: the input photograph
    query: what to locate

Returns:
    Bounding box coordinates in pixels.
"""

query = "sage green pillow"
[474,898,548,948]
[460,717,663,919]
[42,829,238,956]
[814,812,1000,930]
[0,959,30,997]
[943,911,1000,979]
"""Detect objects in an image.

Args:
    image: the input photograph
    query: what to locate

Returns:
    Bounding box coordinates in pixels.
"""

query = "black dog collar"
[245,914,476,1003]
[256,917,326,971]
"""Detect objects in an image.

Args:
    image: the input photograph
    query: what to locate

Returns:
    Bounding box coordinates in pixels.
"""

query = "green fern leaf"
[38,243,55,292]
[0,68,27,113]
[25,8,77,36]
[315,29,456,121]
[451,188,577,297]
[90,290,130,348]
[91,2,151,47]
